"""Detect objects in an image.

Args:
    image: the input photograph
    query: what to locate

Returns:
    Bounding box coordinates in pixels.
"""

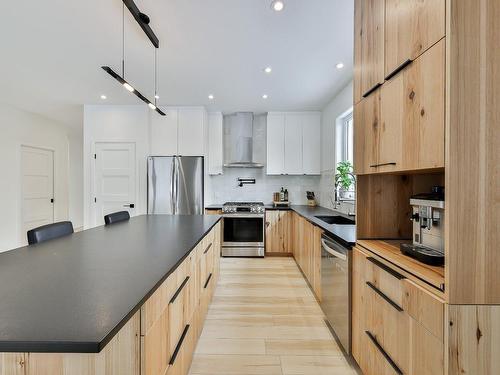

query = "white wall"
[0,104,83,252]
[318,81,355,214]
[83,105,150,228]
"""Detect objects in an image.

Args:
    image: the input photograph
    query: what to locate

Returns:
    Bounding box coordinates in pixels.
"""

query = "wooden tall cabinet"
[353,0,500,374]
[354,0,385,103]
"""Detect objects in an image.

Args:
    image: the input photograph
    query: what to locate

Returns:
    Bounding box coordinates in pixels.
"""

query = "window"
[335,108,354,165]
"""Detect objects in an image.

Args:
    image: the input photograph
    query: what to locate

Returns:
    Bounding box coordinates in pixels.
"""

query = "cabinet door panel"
[178,109,204,156]
[354,92,380,175]
[302,113,321,175]
[360,0,385,98]
[401,40,445,170]
[353,0,363,104]
[151,109,178,156]
[265,211,289,254]
[385,0,445,77]
[378,77,403,173]
[208,112,223,175]
[266,113,285,175]
[284,114,303,175]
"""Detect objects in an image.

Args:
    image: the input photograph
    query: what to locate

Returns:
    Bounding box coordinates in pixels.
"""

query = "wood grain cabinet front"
[379,39,445,173]
[354,0,385,102]
[354,40,445,175]
[352,247,444,375]
[265,210,292,254]
[384,0,445,79]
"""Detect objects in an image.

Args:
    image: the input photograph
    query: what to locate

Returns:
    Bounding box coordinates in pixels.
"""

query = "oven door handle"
[223,214,264,219]
[321,239,347,261]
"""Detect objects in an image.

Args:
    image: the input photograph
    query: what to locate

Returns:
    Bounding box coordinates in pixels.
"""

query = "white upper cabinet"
[266,113,285,175]
[266,112,321,175]
[150,108,178,155]
[150,107,206,157]
[302,113,321,175]
[178,108,205,156]
[284,114,303,175]
[208,112,223,175]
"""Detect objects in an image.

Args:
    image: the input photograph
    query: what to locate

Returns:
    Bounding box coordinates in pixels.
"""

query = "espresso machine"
[400,186,445,265]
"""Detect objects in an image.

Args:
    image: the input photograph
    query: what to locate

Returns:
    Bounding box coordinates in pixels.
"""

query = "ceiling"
[0,0,353,127]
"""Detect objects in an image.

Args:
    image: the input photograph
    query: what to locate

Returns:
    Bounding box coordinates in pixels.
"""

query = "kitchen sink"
[314,215,355,225]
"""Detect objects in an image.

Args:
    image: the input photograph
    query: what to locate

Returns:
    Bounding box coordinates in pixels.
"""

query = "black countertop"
[206,204,355,247]
[290,205,356,248]
[0,215,220,353]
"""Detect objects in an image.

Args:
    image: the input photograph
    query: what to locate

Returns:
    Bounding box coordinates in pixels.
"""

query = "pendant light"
[102,0,165,116]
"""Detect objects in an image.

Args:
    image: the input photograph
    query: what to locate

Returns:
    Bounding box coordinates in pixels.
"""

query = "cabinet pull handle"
[204,273,213,289]
[366,257,405,280]
[169,276,190,304]
[362,83,382,98]
[385,58,413,81]
[365,331,403,375]
[204,243,212,254]
[366,281,404,312]
[369,162,397,168]
[169,325,190,365]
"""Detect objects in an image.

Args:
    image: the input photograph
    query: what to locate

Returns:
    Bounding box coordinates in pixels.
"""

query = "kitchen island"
[0,214,221,375]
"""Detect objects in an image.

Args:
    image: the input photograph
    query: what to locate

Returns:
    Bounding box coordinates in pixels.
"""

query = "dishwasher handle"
[321,239,347,261]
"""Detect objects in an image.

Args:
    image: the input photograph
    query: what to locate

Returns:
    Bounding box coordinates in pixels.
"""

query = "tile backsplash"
[206,168,321,205]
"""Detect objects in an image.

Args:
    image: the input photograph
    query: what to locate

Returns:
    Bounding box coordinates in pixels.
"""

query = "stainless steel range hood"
[223,112,265,168]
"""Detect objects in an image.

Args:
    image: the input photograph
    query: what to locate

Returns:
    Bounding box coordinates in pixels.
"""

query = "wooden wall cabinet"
[354,89,380,175]
[384,0,445,78]
[354,41,445,175]
[265,210,291,255]
[354,0,385,103]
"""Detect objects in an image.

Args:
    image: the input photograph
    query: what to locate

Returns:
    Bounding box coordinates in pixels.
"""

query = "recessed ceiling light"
[262,94,269,99]
[271,0,285,11]
[336,62,345,69]
[123,82,135,92]
[100,95,107,100]
[208,94,214,100]
[154,94,160,99]
[264,67,272,74]
[148,103,156,110]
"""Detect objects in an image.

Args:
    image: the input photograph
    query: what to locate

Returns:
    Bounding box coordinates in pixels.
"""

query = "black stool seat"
[104,211,130,225]
[27,221,74,245]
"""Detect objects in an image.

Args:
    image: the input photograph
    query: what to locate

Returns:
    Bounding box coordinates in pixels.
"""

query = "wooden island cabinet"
[0,223,221,375]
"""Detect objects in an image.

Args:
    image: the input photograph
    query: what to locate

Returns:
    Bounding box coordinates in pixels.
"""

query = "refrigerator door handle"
[170,157,177,215]
[177,156,192,215]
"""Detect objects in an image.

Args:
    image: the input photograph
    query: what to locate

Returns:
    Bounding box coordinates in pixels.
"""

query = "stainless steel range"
[222,202,265,257]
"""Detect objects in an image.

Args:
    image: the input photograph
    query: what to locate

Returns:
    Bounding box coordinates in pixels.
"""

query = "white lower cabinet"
[267,112,321,175]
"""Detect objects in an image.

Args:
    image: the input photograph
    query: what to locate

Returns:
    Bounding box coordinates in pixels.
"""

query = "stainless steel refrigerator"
[147,156,204,215]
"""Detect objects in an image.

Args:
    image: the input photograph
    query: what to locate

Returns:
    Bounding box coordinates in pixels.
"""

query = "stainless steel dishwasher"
[320,233,351,354]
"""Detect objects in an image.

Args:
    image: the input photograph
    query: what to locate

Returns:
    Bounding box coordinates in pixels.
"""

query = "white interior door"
[21,146,54,238]
[94,143,136,226]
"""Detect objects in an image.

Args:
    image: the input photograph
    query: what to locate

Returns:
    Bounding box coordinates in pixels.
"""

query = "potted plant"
[334,161,355,201]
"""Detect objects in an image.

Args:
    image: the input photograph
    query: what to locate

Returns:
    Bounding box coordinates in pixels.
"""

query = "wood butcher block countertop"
[356,239,445,293]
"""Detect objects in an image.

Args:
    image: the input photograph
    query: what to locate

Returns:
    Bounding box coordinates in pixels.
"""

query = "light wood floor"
[189,257,358,375]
